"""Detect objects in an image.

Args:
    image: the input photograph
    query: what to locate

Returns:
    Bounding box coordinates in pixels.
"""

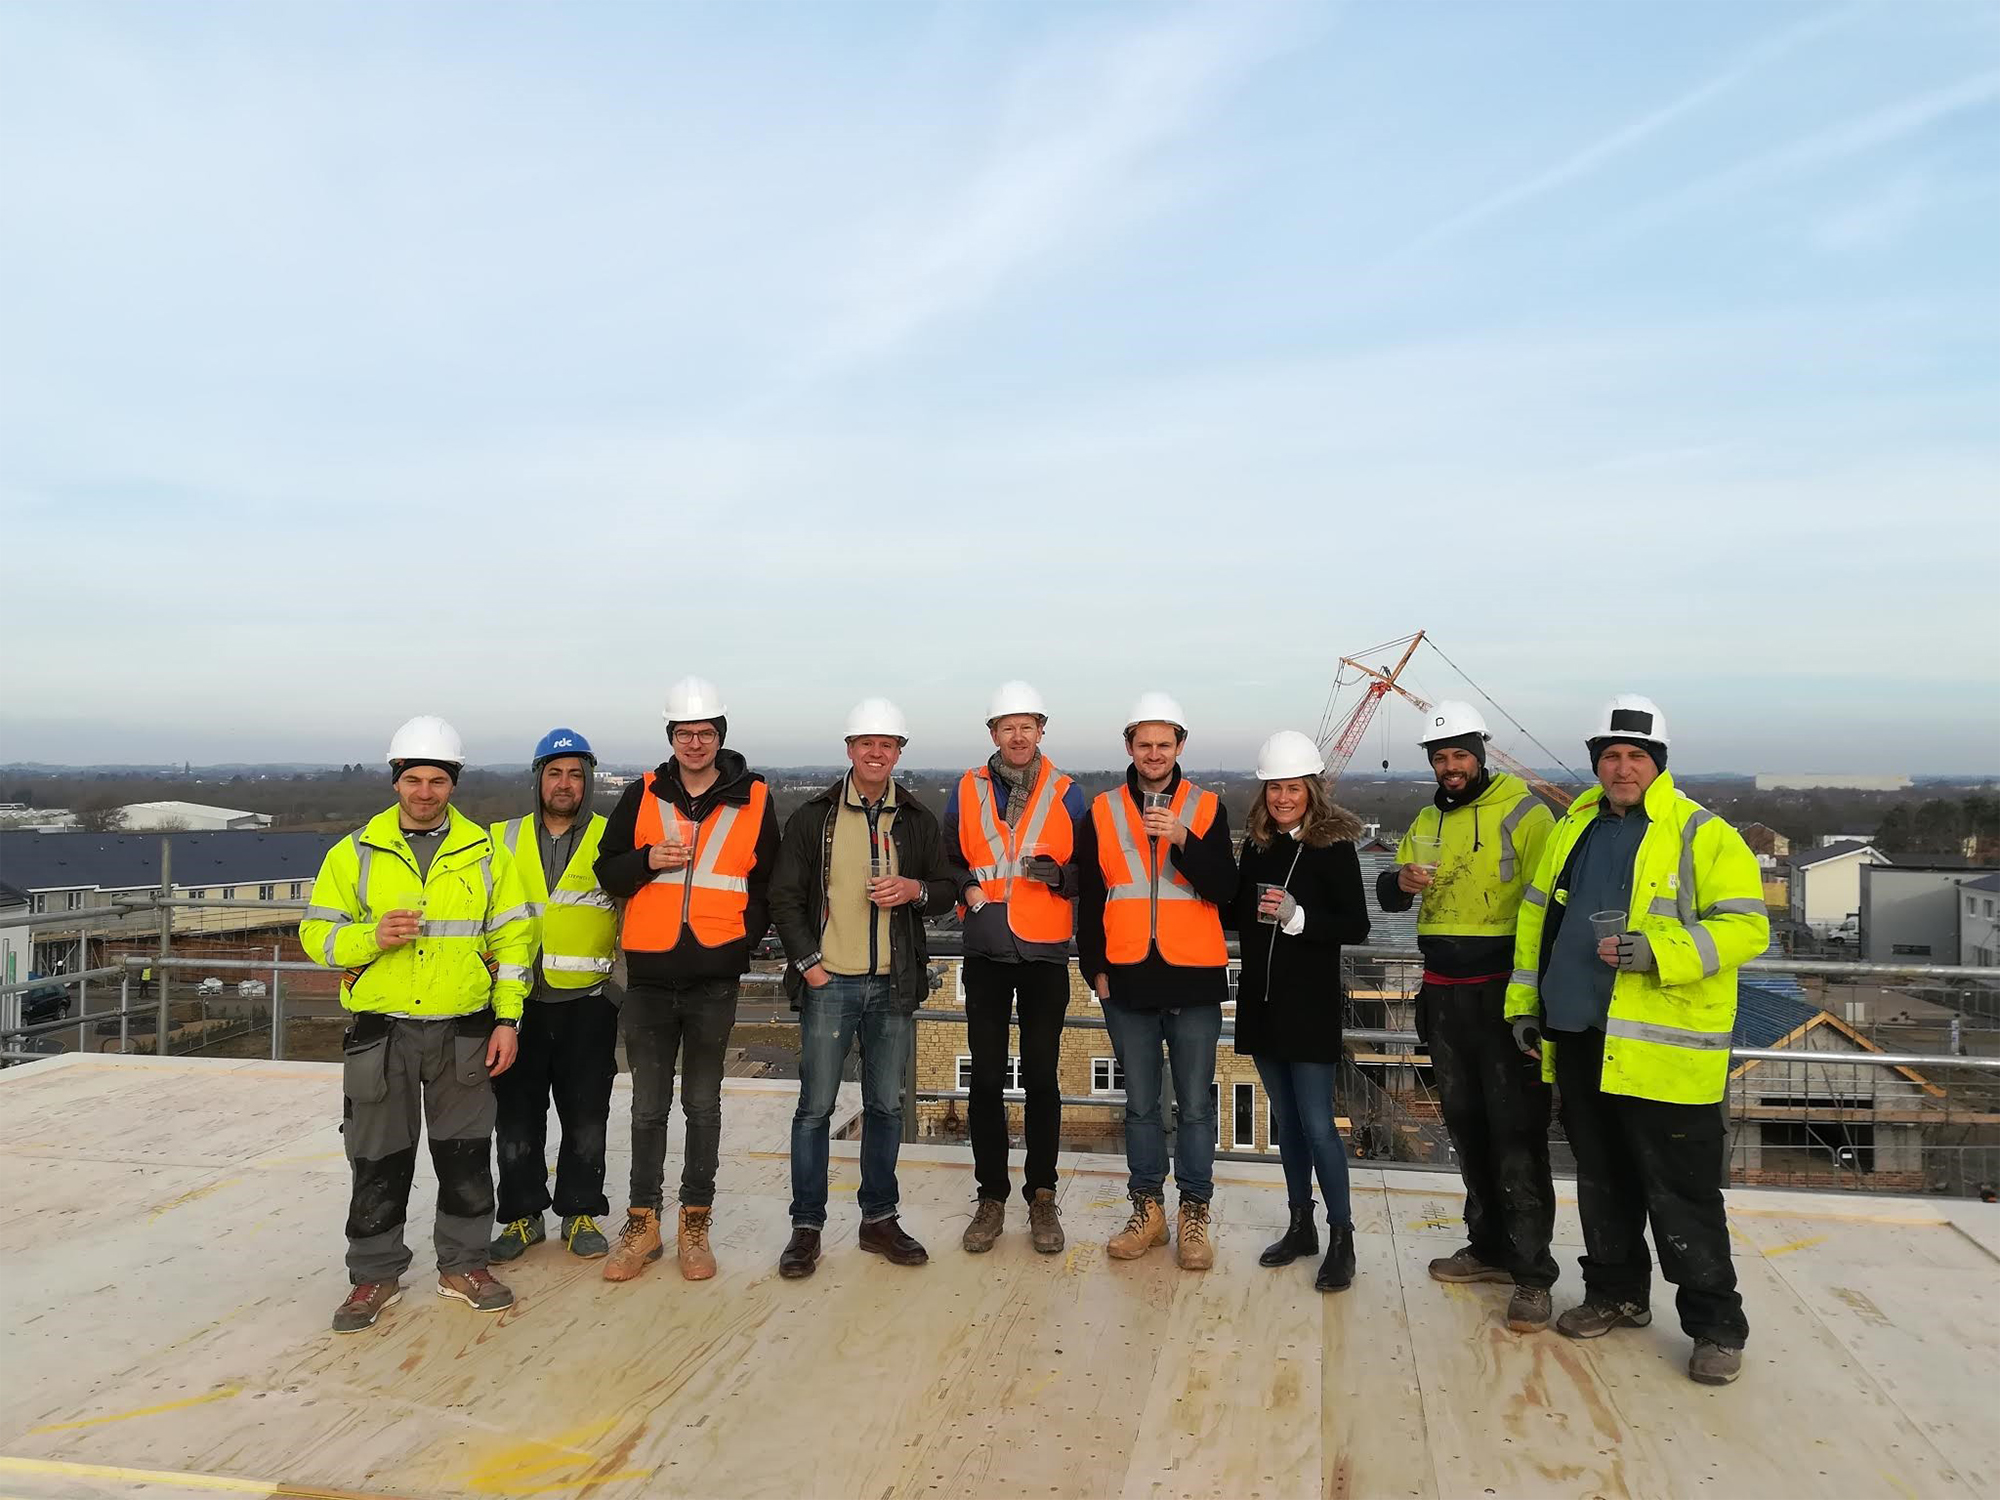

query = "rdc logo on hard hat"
[554,737,573,748]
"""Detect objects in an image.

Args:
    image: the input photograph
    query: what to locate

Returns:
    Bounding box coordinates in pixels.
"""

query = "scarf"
[989,750,1040,823]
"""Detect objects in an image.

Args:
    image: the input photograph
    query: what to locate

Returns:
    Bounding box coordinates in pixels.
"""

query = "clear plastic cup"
[1590,910,1627,942]
[1142,791,1171,813]
[1408,834,1443,873]
[1256,882,1282,925]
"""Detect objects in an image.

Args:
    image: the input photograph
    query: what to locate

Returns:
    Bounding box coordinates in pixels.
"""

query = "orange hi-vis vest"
[1091,778,1226,967]
[956,758,1076,944]
[624,774,770,952]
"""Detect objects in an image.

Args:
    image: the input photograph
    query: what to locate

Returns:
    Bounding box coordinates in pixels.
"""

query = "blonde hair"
[1247,775,1339,850]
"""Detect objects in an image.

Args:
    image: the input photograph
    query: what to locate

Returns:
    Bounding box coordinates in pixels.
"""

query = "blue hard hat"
[532,727,596,768]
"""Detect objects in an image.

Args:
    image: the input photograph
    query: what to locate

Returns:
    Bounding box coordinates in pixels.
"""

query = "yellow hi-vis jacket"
[491,812,616,989]
[1505,772,1768,1105]
[1395,772,1554,939]
[300,805,537,1021]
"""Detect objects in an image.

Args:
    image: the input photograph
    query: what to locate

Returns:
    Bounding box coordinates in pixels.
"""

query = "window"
[1267,1096,1278,1152]
[188,889,206,901]
[1090,1056,1126,1093]
[258,884,275,901]
[954,1056,1022,1092]
[1986,899,1995,918]
[221,887,237,900]
[1971,897,1979,915]
[31,893,47,914]
[288,882,303,900]
[65,891,85,911]
[1891,943,1932,957]
[1233,1082,1255,1149]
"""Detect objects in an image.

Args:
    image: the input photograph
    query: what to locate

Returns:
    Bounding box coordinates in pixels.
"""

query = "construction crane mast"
[1319,631,1577,808]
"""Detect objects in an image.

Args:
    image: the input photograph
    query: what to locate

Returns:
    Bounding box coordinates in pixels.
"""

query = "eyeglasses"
[673,729,719,746]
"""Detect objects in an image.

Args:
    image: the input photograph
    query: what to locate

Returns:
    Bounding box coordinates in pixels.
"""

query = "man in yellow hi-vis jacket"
[1506,695,1767,1387]
[301,716,537,1334]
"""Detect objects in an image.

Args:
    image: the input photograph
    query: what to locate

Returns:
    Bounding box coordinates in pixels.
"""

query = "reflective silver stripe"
[687,805,751,895]
[968,777,1021,886]
[1605,1015,1732,1051]
[1702,897,1765,917]
[321,929,343,966]
[524,901,548,917]
[1674,808,1714,925]
[354,838,373,915]
[543,954,614,974]
[503,817,529,859]
[420,919,485,937]
[1509,968,1540,991]
[495,964,531,982]
[302,905,349,924]
[548,889,613,909]
[485,903,533,929]
[1010,768,1062,877]
[479,854,494,907]
[1107,881,1153,903]
[1686,922,1721,977]
[1522,886,1547,908]
[970,864,1007,883]
[1648,897,1680,918]
[1495,797,1535,883]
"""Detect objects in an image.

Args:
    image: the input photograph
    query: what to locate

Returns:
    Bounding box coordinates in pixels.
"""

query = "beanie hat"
[1588,737,1666,774]
[391,757,462,784]
[1423,731,1488,769]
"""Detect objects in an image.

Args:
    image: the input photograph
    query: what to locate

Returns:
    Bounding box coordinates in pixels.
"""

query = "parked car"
[19,976,70,1026]
[196,977,224,997]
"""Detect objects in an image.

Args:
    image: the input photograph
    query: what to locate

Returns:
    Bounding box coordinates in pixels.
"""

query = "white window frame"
[31,893,47,914]
[288,881,303,900]
[1267,1095,1279,1153]
[65,890,85,911]
[188,888,206,901]
[221,887,237,900]
[1232,1081,1256,1149]
[956,1055,1023,1093]
[258,884,274,901]
[1091,1056,1126,1093]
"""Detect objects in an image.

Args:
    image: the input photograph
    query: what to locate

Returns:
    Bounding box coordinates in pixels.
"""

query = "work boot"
[1506,1286,1554,1333]
[436,1268,514,1313]
[489,1216,545,1262]
[602,1208,664,1283]
[858,1216,929,1266]
[1556,1296,1653,1339]
[1028,1189,1065,1255]
[1176,1199,1214,1271]
[1315,1225,1356,1292]
[1106,1194,1168,1261]
[1427,1245,1512,1284]
[1688,1341,1744,1386]
[562,1214,609,1259]
[962,1198,1005,1254]
[779,1226,821,1279]
[1260,1203,1319,1267]
[330,1281,401,1334]
[677,1206,716,1281]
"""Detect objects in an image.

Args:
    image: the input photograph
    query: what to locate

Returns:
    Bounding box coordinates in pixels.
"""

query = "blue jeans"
[1256,1057,1352,1228]
[790,975,910,1228]
[1102,999,1221,1203]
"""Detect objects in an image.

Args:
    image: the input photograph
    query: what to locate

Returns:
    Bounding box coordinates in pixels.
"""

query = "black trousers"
[963,955,1071,1203]
[1424,978,1558,1289]
[492,992,618,1222]
[1554,1026,1749,1346]
[624,978,740,1210]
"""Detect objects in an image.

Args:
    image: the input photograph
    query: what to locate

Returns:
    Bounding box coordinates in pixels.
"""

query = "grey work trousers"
[341,1013,497,1285]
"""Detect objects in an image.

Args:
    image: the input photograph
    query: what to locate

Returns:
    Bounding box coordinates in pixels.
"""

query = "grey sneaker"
[1688,1340,1743,1386]
[1556,1296,1652,1339]
[489,1216,545,1262]
[1505,1286,1553,1332]
[562,1214,609,1259]
[1028,1189,1065,1255]
[436,1268,515,1313]
[331,1281,401,1334]
[1427,1245,1513,1284]
[962,1198,1005,1254]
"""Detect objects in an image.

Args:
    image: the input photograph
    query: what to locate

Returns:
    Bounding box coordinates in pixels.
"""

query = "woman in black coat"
[1228,731,1371,1291]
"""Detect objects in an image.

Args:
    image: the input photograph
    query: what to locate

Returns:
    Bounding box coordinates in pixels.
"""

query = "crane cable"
[1421,637,1587,786]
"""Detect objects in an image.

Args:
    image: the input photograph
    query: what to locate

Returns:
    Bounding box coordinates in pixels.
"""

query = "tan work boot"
[331,1280,401,1334]
[436,1268,514,1312]
[1106,1194,1168,1260]
[677,1205,716,1281]
[962,1198,1005,1254]
[1176,1199,1214,1271]
[603,1207,664,1283]
[1028,1189,1064,1255]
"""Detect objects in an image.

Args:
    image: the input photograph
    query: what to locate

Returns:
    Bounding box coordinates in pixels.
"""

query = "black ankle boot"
[1259,1203,1319,1267]
[1315,1224,1356,1292]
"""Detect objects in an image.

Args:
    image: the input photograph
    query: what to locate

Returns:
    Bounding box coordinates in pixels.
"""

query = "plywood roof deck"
[2,1054,1996,1500]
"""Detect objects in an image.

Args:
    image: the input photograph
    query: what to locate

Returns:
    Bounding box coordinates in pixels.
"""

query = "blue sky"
[3,1,1996,774]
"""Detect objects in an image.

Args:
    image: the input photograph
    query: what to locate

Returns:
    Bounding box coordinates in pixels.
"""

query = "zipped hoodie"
[595,749,780,986]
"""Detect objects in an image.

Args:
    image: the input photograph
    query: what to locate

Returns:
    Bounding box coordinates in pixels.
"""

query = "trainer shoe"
[1556,1296,1652,1339]
[331,1281,401,1334]
[562,1214,609,1259]
[436,1268,514,1313]
[489,1216,545,1262]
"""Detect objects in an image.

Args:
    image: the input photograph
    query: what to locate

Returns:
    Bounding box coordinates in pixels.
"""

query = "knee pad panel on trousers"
[347,1147,418,1239]
[430,1137,496,1219]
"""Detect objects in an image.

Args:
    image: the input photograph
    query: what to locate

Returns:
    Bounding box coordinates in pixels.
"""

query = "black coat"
[1227,822,1370,1064]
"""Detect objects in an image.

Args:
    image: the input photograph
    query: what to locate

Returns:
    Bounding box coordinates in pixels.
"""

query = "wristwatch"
[911,883,928,914]
[494,1017,519,1029]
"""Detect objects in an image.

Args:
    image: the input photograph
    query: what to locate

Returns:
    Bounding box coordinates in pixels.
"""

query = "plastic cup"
[1142,791,1171,813]
[1408,835,1443,873]
[1256,882,1282,925]
[1590,910,1627,942]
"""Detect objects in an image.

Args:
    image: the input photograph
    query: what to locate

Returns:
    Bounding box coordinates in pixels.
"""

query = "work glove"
[1021,855,1064,887]
[1271,891,1300,928]
[1510,1015,1544,1059]
[1615,932,1655,972]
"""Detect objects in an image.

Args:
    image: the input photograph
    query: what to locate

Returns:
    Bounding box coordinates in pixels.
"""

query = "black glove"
[1021,855,1064,888]
[1510,1014,1544,1059]
[1615,932,1655,972]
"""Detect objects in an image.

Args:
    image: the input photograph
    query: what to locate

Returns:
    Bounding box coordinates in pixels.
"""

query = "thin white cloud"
[1400,2,1867,254]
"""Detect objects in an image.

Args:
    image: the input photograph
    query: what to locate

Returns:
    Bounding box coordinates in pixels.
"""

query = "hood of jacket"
[653,749,762,812]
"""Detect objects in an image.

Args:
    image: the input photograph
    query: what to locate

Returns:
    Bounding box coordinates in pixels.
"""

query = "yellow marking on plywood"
[1406,1216,1455,1231]
[1880,1469,1921,1500]
[1763,1234,1828,1258]
[27,1383,243,1433]
[147,1177,242,1221]
[0,1454,402,1498]
[454,1418,652,1496]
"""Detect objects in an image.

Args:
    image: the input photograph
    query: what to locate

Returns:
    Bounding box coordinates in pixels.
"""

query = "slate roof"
[1961,872,2000,894]
[0,831,340,893]
[1733,984,1824,1050]
[1790,841,1882,870]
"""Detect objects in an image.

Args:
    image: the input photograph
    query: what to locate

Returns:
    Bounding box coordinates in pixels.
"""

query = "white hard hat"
[1255,730,1325,780]
[986,680,1047,725]
[844,697,909,744]
[1590,693,1670,747]
[387,715,466,765]
[1419,699,1491,746]
[1124,691,1188,736]
[662,676,727,724]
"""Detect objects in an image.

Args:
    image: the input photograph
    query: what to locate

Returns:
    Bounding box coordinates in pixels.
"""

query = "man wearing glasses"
[594,677,780,1285]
